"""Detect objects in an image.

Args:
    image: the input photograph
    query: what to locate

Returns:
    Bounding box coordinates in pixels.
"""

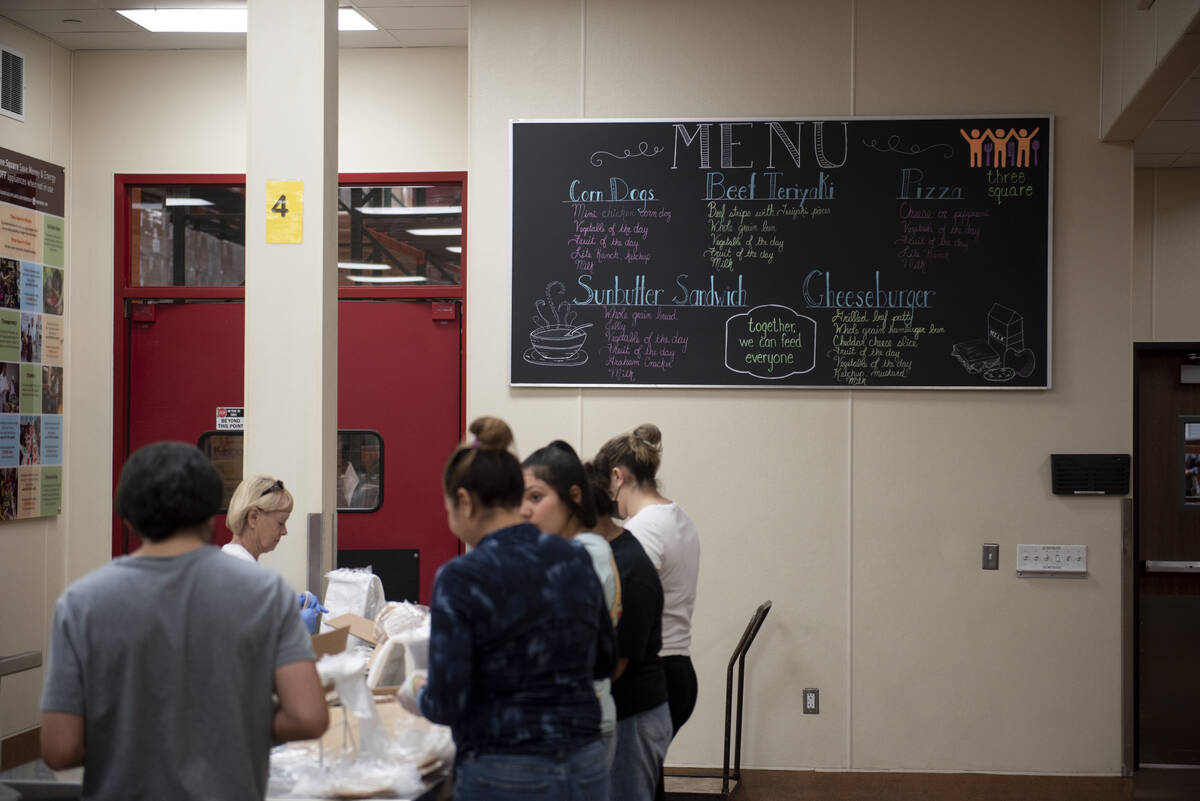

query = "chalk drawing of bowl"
[530,325,587,361]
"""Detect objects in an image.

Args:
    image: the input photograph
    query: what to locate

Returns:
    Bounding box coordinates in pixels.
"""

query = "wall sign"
[266,179,303,244]
[0,146,65,518]
[216,405,244,431]
[510,117,1052,388]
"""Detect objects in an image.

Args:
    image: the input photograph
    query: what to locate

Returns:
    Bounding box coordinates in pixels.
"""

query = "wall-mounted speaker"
[1051,454,1130,495]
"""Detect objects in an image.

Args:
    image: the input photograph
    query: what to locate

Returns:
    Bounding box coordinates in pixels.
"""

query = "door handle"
[1144,560,1200,573]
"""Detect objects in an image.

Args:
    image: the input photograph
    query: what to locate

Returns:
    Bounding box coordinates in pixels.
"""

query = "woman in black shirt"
[587,464,671,801]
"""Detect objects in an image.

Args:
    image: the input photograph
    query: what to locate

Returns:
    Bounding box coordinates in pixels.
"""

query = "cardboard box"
[324,613,378,646]
[311,625,350,657]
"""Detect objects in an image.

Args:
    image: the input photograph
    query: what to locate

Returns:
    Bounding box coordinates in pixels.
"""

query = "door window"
[130,185,246,286]
[197,429,384,513]
[1181,417,1200,507]
[338,184,463,287]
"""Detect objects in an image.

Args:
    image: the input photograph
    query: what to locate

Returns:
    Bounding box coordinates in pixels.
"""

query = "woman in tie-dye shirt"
[415,416,616,801]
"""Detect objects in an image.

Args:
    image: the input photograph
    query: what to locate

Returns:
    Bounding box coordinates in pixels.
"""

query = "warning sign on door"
[216,406,244,431]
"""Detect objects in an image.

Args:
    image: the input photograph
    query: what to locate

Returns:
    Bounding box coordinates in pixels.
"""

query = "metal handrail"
[0,651,41,678]
[722,601,772,796]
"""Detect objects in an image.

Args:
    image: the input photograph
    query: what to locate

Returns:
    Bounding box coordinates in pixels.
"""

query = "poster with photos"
[0,145,64,519]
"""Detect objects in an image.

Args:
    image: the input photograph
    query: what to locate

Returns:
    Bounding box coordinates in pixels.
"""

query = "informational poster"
[0,146,64,519]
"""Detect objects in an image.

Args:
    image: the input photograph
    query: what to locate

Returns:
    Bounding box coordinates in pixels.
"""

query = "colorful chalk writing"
[512,117,1051,388]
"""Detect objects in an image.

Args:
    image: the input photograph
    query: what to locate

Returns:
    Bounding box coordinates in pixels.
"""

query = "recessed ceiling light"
[446,246,462,254]
[405,227,461,237]
[117,9,247,33]
[354,205,462,216]
[116,7,377,33]
[338,8,375,31]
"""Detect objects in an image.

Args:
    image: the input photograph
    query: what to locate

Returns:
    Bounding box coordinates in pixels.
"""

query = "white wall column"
[244,0,337,590]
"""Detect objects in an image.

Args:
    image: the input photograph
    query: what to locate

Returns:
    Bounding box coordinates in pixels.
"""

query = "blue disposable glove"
[298,592,329,635]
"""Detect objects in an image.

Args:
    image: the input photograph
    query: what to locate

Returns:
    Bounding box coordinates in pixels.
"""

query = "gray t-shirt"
[41,545,315,801]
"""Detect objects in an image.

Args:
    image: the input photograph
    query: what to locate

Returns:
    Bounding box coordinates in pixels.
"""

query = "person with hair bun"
[412,417,615,801]
[593,424,700,758]
[585,462,671,801]
[521,439,622,764]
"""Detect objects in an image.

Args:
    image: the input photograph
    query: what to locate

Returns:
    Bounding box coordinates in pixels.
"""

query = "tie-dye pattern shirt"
[418,522,616,757]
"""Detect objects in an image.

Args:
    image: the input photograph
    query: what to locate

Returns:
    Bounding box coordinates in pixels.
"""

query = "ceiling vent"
[1,46,25,122]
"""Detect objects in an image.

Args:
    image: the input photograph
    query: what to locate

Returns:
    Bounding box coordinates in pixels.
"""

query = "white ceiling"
[1134,62,1200,168]
[3,2,1199,165]
[0,0,467,49]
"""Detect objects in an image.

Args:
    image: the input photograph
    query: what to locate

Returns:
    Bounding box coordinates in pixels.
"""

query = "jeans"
[611,702,672,801]
[454,739,609,801]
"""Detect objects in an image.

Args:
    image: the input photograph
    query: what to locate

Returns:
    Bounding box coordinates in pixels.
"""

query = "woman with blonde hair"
[224,476,293,563]
[223,475,326,632]
[593,423,700,785]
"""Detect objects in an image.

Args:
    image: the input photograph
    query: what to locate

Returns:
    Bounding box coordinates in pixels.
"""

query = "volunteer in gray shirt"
[40,441,328,801]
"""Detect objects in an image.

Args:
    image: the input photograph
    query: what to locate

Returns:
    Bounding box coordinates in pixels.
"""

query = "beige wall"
[0,17,70,744]
[65,43,467,580]
[2,0,1174,777]
[1132,166,1200,339]
[470,0,1131,774]
[0,43,465,743]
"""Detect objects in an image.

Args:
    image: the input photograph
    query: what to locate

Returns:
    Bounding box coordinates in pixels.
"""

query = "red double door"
[124,298,461,604]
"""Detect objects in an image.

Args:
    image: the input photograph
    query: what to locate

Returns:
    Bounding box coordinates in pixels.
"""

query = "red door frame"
[112,171,468,557]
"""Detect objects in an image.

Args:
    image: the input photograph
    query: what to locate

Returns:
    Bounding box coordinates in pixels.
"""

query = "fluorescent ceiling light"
[354,205,462,216]
[338,8,375,31]
[164,198,214,207]
[337,262,391,271]
[346,275,428,283]
[446,246,462,254]
[117,9,247,33]
[117,7,377,33]
[406,227,462,237]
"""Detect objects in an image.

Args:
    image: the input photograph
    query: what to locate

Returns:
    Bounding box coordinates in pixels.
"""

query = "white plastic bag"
[321,568,385,635]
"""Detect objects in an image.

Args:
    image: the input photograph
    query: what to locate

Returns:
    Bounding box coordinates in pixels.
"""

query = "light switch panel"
[1016,544,1087,576]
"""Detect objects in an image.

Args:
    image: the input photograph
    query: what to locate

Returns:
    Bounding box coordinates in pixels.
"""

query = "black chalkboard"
[511,117,1051,388]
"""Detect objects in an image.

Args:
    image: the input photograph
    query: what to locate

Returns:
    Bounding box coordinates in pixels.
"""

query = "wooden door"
[1135,345,1200,766]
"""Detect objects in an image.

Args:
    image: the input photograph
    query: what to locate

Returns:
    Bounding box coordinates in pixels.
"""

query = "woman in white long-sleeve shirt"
[593,424,700,745]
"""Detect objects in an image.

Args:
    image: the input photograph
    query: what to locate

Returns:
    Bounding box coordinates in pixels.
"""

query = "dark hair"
[442,416,525,510]
[115,441,223,542]
[584,460,614,519]
[523,440,598,529]
[592,423,663,487]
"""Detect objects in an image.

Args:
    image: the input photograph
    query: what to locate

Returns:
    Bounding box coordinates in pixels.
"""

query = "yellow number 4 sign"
[266,180,303,244]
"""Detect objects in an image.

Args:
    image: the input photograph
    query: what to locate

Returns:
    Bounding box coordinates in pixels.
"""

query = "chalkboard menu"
[511,116,1051,388]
